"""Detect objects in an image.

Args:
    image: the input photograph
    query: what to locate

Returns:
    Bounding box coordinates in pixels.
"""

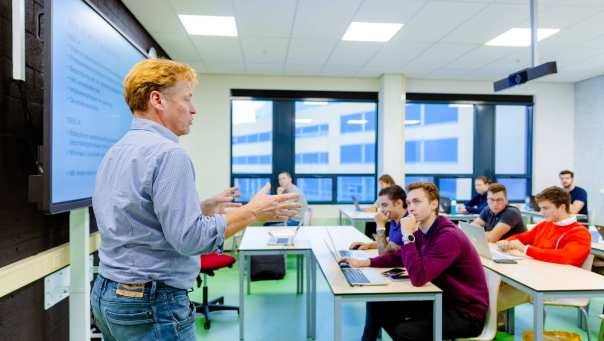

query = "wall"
[185,74,575,221]
[0,1,166,339]
[574,75,604,224]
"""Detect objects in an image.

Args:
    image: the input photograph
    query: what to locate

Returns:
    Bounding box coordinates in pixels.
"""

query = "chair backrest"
[582,254,595,271]
[461,269,501,341]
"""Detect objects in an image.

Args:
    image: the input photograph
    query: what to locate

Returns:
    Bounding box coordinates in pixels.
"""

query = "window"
[231,92,378,204]
[233,177,271,203]
[404,95,533,202]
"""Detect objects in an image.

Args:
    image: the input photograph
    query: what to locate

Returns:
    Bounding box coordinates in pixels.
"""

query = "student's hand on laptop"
[349,242,372,250]
[496,240,512,251]
[508,239,527,253]
[457,204,467,214]
[337,257,370,268]
[375,210,390,227]
[401,215,420,236]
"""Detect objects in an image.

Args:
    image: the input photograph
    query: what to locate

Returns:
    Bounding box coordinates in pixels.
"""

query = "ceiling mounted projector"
[493,61,557,92]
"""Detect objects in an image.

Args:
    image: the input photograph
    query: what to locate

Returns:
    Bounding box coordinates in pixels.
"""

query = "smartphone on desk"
[390,273,410,281]
[382,268,405,277]
[493,259,517,264]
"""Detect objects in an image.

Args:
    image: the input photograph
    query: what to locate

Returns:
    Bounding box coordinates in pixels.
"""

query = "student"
[471,183,526,242]
[495,186,592,313]
[364,174,396,238]
[349,185,408,255]
[459,176,490,214]
[277,171,309,226]
[341,182,488,341]
[559,169,589,217]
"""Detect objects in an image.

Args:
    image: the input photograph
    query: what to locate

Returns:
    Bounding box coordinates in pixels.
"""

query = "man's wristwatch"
[376,227,386,233]
[403,234,415,243]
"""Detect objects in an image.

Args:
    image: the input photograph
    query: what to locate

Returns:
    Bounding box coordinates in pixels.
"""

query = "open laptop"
[323,238,387,286]
[595,225,604,241]
[267,226,301,246]
[351,196,362,211]
[459,222,523,261]
[326,229,372,260]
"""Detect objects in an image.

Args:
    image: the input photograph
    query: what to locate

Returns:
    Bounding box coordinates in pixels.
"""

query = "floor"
[190,254,603,341]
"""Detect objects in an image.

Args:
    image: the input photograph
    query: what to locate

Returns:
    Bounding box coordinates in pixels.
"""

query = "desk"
[338,207,376,225]
[308,226,443,341]
[480,256,604,341]
[238,226,316,340]
[592,243,604,258]
[444,213,478,222]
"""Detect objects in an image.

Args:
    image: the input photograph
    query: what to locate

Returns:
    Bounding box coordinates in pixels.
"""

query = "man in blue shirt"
[559,169,588,217]
[459,176,490,214]
[349,185,408,255]
[91,59,299,341]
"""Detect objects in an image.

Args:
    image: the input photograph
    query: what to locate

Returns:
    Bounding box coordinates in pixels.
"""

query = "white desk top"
[443,213,478,220]
[238,226,313,251]
[339,208,376,221]
[592,243,604,253]
[520,209,587,221]
[480,256,604,293]
[307,226,442,296]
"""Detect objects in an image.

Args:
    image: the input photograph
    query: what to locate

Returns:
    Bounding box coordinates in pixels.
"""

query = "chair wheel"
[204,320,211,330]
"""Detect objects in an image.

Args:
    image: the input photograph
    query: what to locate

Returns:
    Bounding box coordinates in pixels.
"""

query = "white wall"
[575,75,604,224]
[183,73,575,220]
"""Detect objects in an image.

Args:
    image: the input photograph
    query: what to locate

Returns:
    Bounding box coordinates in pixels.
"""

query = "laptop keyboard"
[276,237,289,244]
[339,250,352,257]
[342,268,370,284]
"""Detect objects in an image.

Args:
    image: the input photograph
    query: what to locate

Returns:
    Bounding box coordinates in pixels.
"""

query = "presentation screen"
[43,0,146,213]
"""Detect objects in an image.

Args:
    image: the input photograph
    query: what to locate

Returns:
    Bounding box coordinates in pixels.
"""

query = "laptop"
[459,222,523,261]
[323,237,386,286]
[351,196,362,211]
[267,226,301,246]
[595,225,604,241]
[326,229,372,260]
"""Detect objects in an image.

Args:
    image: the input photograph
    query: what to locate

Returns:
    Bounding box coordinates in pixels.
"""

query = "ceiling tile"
[246,63,285,75]
[447,46,515,69]
[406,43,478,70]
[122,0,183,34]
[286,38,338,65]
[292,0,363,38]
[241,37,289,64]
[151,33,199,61]
[353,0,427,23]
[189,36,243,64]
[234,0,297,37]
[364,41,433,70]
[284,63,323,76]
[169,0,234,16]
[324,41,383,67]
[204,62,246,74]
[396,1,489,42]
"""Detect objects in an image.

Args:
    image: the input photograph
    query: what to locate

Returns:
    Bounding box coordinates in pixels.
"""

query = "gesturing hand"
[201,186,242,215]
[245,184,302,221]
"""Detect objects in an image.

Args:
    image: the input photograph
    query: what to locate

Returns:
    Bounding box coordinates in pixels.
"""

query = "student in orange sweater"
[495,186,591,313]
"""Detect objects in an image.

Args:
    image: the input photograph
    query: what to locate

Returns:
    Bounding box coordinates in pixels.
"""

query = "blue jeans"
[91,275,196,341]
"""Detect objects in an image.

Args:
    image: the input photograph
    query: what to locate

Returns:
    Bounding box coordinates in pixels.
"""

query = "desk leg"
[338,210,342,225]
[533,294,544,341]
[247,256,251,295]
[239,253,245,340]
[433,293,443,341]
[311,253,316,339]
[299,254,304,295]
[334,296,342,341]
[305,252,311,338]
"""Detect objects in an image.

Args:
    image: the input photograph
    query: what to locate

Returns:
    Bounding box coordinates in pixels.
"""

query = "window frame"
[230,90,379,205]
[404,93,534,203]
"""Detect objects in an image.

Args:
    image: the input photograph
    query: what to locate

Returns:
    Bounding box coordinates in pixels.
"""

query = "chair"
[543,254,595,341]
[457,269,502,341]
[302,207,312,226]
[192,253,239,330]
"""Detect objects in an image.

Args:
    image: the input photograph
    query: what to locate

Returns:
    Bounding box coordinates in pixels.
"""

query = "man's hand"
[277,186,285,195]
[245,184,301,221]
[401,215,420,236]
[496,240,511,251]
[375,210,390,227]
[337,257,371,268]
[457,204,468,214]
[201,186,242,215]
[349,242,372,250]
[508,239,526,252]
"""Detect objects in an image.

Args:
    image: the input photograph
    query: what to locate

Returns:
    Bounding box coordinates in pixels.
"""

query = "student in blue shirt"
[559,169,589,217]
[459,176,491,214]
[91,59,300,341]
[349,185,408,255]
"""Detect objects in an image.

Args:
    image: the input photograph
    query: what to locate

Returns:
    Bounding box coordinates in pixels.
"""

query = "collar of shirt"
[553,215,577,226]
[131,117,179,143]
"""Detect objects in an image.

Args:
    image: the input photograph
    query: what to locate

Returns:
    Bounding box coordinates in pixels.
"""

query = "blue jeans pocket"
[105,309,154,326]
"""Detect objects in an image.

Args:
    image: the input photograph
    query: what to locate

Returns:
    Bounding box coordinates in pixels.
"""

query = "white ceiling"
[123,0,604,82]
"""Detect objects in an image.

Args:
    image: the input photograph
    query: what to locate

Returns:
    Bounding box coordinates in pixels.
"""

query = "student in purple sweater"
[340,182,488,341]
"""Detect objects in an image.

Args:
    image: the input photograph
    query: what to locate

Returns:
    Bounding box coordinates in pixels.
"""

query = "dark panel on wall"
[0,0,167,340]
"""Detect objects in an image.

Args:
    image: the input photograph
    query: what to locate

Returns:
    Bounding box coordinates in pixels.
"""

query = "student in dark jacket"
[459,176,491,214]
[340,182,488,341]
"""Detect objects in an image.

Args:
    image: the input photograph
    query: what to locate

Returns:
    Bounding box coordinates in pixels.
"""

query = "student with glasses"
[471,183,527,242]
